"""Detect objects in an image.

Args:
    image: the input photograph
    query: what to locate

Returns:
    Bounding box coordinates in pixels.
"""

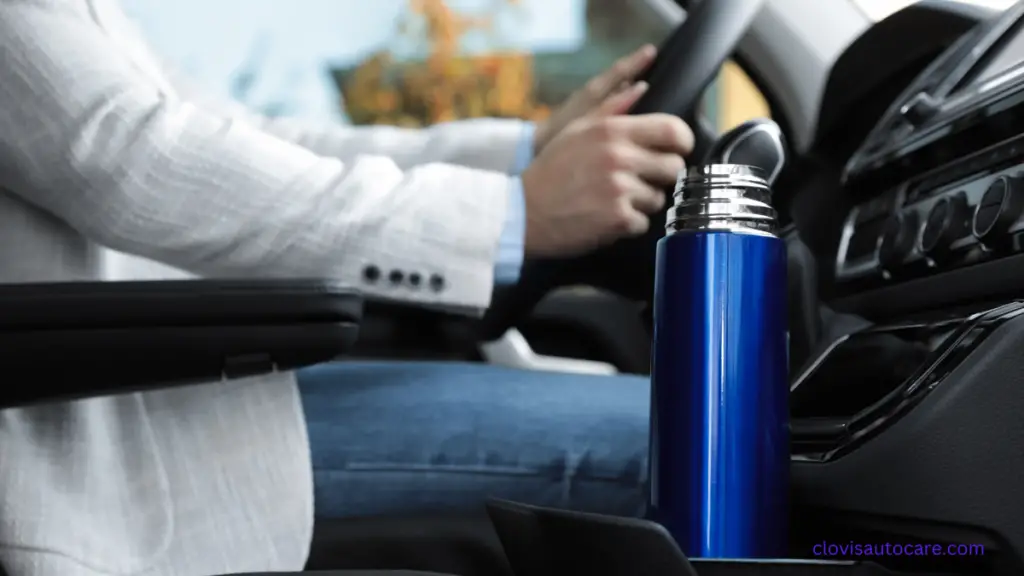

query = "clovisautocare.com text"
[813,541,985,557]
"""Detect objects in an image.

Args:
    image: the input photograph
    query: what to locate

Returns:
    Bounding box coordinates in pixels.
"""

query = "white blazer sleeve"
[0,3,512,310]
[162,64,530,173]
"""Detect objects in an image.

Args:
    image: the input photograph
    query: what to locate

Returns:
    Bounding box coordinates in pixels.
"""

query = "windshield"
[852,0,1017,21]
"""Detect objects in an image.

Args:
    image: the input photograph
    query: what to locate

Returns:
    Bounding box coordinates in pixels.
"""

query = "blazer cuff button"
[429,273,445,292]
[362,265,381,283]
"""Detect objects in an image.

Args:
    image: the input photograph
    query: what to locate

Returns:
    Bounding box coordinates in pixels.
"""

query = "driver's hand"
[533,44,657,154]
[521,108,694,258]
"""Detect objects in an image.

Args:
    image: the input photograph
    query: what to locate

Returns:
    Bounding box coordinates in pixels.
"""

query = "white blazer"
[0,1,529,575]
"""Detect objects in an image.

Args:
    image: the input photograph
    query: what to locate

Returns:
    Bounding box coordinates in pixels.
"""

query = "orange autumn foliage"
[342,0,550,127]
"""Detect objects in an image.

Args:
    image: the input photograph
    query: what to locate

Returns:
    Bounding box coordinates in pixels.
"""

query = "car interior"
[4,0,1024,574]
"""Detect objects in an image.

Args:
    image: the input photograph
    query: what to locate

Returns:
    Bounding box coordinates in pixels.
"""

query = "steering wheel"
[478,0,766,341]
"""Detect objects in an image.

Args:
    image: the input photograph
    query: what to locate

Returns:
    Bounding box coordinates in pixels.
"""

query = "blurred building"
[585,0,662,43]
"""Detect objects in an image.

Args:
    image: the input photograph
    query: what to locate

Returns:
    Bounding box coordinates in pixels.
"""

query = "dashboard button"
[920,192,969,260]
[877,212,919,271]
[973,175,1024,245]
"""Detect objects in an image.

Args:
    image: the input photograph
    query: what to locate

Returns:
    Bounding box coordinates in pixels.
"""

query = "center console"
[787,4,1024,574]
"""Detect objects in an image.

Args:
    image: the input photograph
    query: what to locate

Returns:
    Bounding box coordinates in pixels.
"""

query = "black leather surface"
[306,514,512,576]
[785,229,824,372]
[306,513,924,576]
[483,500,926,576]
[233,571,453,575]
[688,560,904,576]
[486,499,698,576]
[0,279,362,329]
[0,279,363,408]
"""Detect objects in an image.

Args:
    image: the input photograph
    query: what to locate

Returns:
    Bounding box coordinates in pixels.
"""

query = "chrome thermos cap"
[666,164,778,236]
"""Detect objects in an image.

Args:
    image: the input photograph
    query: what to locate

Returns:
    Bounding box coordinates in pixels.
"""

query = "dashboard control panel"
[836,155,1024,285]
[836,1,1024,297]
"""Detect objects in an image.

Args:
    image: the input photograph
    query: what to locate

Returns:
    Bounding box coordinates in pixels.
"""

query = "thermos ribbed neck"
[666,164,778,236]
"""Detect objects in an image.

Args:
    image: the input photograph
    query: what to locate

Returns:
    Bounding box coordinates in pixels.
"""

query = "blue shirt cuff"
[494,177,527,285]
[510,122,535,175]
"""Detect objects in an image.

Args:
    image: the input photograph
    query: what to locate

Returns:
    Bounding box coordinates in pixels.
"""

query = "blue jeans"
[296,361,650,518]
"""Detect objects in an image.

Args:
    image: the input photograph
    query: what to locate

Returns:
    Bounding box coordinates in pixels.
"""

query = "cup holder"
[690,559,918,575]
[790,332,931,421]
[486,499,950,576]
[788,321,964,459]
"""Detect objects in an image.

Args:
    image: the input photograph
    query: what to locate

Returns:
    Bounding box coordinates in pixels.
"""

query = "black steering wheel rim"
[478,0,766,342]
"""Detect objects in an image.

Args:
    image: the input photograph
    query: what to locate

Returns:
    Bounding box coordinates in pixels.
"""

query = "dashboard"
[831,1,1024,314]
[788,5,1024,573]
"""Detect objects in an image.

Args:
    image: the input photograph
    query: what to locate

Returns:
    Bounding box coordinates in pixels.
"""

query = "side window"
[339,0,675,128]
[704,60,772,133]
[124,0,674,126]
[126,0,771,132]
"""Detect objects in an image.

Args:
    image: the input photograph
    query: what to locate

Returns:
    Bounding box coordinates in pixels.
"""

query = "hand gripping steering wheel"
[478,0,767,341]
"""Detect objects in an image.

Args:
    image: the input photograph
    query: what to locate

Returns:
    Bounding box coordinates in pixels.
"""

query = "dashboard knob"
[899,92,941,127]
[919,192,969,260]
[973,175,1024,246]
[877,211,918,271]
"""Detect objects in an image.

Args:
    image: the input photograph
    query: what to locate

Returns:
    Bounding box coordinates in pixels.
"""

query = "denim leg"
[296,361,650,519]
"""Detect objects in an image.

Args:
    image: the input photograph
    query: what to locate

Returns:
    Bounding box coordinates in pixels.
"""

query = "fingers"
[599,81,649,116]
[616,195,652,236]
[612,113,695,156]
[614,171,665,216]
[629,182,666,214]
[586,44,658,101]
[588,116,690,187]
[613,144,686,187]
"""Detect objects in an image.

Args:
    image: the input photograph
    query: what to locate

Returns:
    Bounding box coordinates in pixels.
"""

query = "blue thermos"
[649,120,790,559]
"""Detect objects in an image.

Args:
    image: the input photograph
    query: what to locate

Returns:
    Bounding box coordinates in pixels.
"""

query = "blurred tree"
[342,0,550,127]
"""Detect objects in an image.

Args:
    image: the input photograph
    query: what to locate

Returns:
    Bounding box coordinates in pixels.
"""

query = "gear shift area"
[703,118,787,185]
